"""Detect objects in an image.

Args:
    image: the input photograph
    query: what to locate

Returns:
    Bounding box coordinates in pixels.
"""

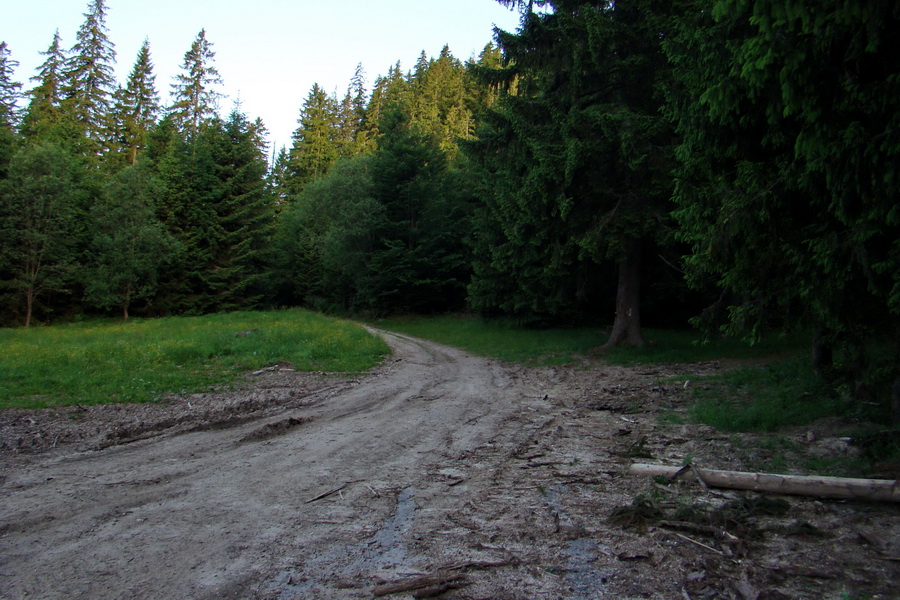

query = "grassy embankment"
[0,309,388,410]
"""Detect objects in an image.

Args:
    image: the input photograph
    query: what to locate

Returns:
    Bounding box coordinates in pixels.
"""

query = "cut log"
[629,463,899,502]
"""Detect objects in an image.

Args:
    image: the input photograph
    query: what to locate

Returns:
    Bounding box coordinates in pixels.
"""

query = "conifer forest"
[1,1,898,413]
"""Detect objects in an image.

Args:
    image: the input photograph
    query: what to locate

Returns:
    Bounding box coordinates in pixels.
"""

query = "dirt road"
[1,331,897,599]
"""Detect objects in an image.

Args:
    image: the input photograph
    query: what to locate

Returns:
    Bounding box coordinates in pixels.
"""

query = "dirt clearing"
[1,331,897,599]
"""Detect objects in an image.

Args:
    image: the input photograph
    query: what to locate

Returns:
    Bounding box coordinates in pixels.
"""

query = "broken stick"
[630,463,899,502]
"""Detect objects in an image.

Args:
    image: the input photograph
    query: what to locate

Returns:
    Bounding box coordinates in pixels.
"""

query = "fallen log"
[373,574,467,597]
[629,463,899,502]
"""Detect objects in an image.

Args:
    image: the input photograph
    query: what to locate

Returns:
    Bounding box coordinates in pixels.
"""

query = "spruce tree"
[0,42,22,177]
[61,0,117,157]
[22,31,70,142]
[666,0,900,411]
[287,83,340,192]
[113,39,160,166]
[468,0,675,340]
[0,42,23,130]
[169,29,223,138]
[208,108,275,309]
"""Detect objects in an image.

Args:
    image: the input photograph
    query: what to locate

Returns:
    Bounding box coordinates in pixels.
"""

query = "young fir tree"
[61,0,117,158]
[169,29,223,139]
[112,39,160,166]
[287,83,340,192]
[363,107,471,314]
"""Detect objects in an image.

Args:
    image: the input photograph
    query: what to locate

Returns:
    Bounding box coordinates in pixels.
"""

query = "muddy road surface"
[2,331,898,599]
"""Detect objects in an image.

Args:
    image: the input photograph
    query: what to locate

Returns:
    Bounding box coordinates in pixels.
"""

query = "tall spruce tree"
[22,31,71,142]
[468,0,674,341]
[113,39,160,166]
[0,42,22,176]
[208,108,275,309]
[169,29,223,138]
[61,0,117,157]
[287,83,340,192]
[666,0,900,414]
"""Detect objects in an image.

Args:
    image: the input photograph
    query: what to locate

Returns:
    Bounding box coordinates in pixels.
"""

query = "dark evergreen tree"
[363,108,471,313]
[665,0,900,414]
[61,0,117,157]
[112,39,160,166]
[468,0,675,341]
[207,108,275,309]
[169,29,223,138]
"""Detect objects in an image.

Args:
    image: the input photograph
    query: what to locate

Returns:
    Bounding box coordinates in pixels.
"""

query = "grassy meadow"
[0,310,388,409]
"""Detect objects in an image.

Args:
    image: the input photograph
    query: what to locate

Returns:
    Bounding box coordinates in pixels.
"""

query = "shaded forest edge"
[0,1,898,422]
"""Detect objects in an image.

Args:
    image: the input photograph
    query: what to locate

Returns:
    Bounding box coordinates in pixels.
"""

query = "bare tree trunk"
[123,282,131,321]
[812,327,834,381]
[24,288,34,328]
[603,236,645,349]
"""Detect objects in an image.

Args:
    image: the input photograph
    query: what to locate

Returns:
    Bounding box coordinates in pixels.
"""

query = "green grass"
[0,309,388,409]
[374,314,803,365]
[688,358,851,432]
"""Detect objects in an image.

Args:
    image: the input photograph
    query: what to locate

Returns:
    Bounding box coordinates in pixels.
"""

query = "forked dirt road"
[1,331,898,599]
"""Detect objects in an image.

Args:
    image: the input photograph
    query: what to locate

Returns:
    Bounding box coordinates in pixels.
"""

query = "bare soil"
[1,330,897,600]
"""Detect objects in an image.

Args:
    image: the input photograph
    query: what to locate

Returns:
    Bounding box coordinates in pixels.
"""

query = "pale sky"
[4,0,522,152]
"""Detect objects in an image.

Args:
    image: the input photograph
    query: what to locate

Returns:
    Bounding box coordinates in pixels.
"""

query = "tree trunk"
[24,288,34,328]
[603,237,645,349]
[630,463,900,502]
[812,328,834,381]
[123,282,131,321]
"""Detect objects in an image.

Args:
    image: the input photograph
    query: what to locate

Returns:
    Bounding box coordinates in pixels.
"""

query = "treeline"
[1,1,898,414]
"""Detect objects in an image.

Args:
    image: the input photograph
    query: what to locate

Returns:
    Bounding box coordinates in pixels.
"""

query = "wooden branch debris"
[630,463,900,502]
[304,482,348,504]
[373,574,468,597]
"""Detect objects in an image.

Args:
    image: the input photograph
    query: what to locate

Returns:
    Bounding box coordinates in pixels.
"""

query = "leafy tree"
[112,39,160,166]
[469,0,675,341]
[61,0,117,157]
[271,155,382,309]
[84,163,177,319]
[0,144,83,326]
[666,0,900,411]
[287,83,340,192]
[169,29,223,138]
